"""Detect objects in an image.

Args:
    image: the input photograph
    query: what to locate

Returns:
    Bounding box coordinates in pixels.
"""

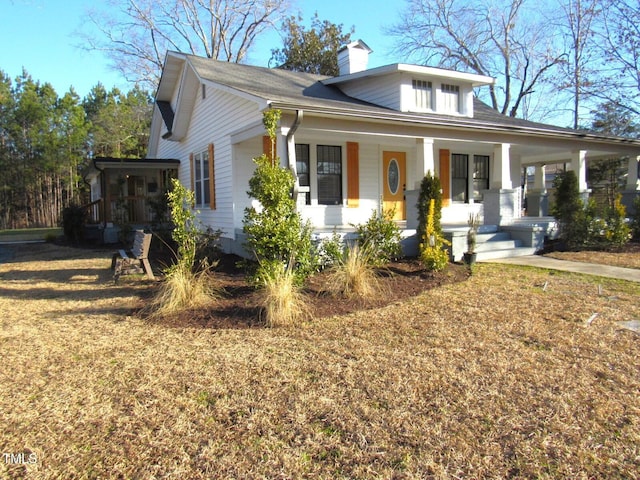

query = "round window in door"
[388,158,400,195]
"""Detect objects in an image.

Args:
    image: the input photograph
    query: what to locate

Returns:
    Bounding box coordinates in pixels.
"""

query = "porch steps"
[473,226,537,261]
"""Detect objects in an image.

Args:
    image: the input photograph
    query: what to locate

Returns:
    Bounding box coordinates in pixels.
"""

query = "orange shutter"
[439,149,451,207]
[346,141,360,207]
[208,143,216,210]
[189,153,195,193]
[262,135,276,162]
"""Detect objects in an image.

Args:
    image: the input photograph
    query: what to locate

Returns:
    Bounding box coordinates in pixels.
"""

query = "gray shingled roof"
[182,53,636,144]
[187,54,378,110]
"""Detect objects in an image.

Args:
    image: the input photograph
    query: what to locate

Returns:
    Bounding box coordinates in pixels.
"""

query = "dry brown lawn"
[545,243,640,270]
[1,244,639,479]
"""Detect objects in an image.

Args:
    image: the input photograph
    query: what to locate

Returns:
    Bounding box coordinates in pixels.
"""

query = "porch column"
[406,137,435,230]
[527,164,549,217]
[511,153,523,219]
[484,143,519,225]
[534,164,546,189]
[415,137,435,188]
[569,150,590,203]
[491,143,512,189]
[622,155,640,215]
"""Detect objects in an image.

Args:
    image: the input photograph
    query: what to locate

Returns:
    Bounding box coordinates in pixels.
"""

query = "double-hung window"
[295,144,311,205]
[193,150,210,207]
[413,79,433,110]
[441,84,460,113]
[473,155,489,202]
[317,145,342,205]
[452,153,469,202]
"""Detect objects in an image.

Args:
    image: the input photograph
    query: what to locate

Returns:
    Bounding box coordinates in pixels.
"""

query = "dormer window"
[441,84,460,113]
[412,79,433,110]
[323,63,492,117]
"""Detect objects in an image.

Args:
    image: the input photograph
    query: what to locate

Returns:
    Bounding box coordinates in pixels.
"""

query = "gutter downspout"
[286,110,303,205]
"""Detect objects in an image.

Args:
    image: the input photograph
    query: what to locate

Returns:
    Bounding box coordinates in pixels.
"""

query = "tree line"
[3,0,639,229]
[0,71,151,229]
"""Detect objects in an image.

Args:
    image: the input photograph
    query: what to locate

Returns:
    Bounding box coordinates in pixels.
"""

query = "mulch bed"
[145,256,471,329]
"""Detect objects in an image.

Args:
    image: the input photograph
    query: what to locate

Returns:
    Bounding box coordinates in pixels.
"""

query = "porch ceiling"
[435,140,626,166]
[291,114,637,165]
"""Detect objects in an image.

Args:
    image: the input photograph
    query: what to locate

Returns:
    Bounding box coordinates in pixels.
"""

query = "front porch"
[277,113,640,236]
[223,110,640,260]
[83,157,179,243]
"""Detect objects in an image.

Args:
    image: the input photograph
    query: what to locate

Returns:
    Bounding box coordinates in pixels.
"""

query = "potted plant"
[464,213,480,265]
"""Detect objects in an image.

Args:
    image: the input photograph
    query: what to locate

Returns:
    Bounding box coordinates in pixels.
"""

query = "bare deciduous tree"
[555,0,602,129]
[599,0,640,114]
[388,0,565,119]
[80,0,290,90]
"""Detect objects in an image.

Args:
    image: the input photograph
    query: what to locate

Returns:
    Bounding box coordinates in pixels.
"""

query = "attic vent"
[337,40,373,76]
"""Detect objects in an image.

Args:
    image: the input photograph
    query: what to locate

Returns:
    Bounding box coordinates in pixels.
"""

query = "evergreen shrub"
[354,209,402,266]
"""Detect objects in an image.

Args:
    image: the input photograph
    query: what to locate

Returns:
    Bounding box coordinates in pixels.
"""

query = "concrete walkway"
[486,255,640,283]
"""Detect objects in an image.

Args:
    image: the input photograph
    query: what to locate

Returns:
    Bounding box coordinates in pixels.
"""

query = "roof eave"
[93,158,180,170]
[323,63,496,87]
[269,101,640,150]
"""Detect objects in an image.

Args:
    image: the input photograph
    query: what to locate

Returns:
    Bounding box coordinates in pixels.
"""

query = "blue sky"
[2,0,405,98]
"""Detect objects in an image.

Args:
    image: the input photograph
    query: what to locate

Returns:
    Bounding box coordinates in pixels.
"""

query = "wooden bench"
[111,230,154,281]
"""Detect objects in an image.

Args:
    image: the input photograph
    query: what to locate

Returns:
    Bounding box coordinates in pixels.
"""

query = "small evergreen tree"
[419,199,450,271]
[61,204,88,244]
[552,170,585,249]
[417,173,443,243]
[631,196,640,240]
[243,109,314,283]
[604,194,631,246]
[166,178,199,273]
[354,209,402,266]
[553,171,631,249]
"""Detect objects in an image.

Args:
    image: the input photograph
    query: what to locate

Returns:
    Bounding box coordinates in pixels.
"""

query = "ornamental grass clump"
[259,259,309,328]
[149,266,217,318]
[325,243,381,300]
[147,179,218,318]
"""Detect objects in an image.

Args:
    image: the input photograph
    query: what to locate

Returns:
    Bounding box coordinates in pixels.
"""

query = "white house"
[147,42,640,260]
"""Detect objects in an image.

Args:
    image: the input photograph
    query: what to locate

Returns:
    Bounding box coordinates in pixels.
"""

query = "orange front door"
[382,151,406,220]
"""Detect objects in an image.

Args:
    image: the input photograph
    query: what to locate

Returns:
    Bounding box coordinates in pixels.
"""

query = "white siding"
[334,72,475,117]
[154,84,263,239]
[233,138,263,231]
[336,73,403,111]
